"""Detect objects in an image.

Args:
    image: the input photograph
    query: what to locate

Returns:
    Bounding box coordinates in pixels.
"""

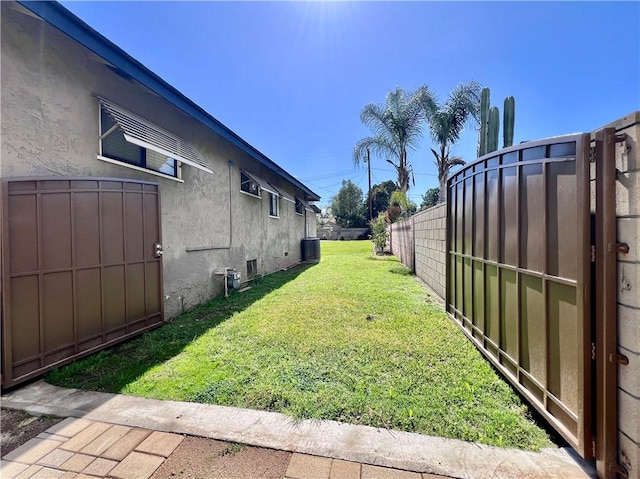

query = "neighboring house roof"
[16,1,320,202]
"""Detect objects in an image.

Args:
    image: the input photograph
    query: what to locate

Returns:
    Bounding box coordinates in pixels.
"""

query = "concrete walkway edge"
[1,381,596,479]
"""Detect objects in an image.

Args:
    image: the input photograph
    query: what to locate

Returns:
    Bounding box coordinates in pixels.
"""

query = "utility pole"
[367,148,372,221]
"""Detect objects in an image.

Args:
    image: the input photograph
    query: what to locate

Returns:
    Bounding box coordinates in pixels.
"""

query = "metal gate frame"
[445,129,631,478]
[445,134,593,458]
[594,127,629,479]
[1,177,164,388]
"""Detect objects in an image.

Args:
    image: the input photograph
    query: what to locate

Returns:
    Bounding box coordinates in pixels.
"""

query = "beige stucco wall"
[1,3,317,319]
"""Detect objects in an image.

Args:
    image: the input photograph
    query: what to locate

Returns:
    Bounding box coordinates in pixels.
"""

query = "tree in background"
[354,87,429,193]
[370,180,399,219]
[330,180,367,228]
[388,191,417,223]
[421,81,482,202]
[420,187,440,210]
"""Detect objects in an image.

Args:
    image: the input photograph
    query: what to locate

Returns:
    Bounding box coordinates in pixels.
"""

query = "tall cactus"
[488,107,499,153]
[503,96,515,148]
[477,88,516,157]
[478,88,490,157]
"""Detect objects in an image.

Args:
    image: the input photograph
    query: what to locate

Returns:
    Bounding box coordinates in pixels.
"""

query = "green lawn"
[48,241,553,450]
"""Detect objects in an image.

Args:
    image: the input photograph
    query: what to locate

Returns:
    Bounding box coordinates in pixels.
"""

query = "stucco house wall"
[1,2,319,319]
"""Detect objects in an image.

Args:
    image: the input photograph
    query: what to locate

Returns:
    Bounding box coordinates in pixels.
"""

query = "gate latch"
[608,242,630,254]
[154,243,164,258]
[609,353,629,365]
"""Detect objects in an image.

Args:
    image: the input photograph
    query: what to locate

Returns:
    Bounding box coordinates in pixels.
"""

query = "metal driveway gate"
[446,134,593,458]
[1,178,163,388]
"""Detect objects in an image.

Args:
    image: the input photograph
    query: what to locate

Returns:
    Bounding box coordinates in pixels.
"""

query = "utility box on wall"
[226,270,241,290]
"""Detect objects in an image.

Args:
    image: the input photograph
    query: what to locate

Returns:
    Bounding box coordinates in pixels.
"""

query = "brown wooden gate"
[446,134,593,458]
[1,178,163,388]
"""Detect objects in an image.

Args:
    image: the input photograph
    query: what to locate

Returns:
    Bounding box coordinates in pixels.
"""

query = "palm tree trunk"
[438,144,448,202]
[439,177,447,203]
[400,148,409,193]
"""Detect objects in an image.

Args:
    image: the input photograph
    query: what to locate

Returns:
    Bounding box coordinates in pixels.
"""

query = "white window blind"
[240,170,279,196]
[97,96,213,174]
[269,184,295,203]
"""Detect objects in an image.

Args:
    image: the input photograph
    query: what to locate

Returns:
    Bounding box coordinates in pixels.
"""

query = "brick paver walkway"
[1,419,448,479]
[1,418,183,479]
[284,453,445,479]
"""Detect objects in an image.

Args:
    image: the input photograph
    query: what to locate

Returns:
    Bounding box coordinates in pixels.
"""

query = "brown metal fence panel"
[446,134,593,459]
[1,178,163,388]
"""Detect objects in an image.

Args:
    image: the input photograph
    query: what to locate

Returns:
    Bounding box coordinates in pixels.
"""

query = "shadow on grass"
[46,262,317,393]
[365,254,396,262]
[388,265,412,276]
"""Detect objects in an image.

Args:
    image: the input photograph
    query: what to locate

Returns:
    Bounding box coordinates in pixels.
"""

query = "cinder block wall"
[413,204,447,299]
[390,203,447,299]
[389,218,414,271]
[605,113,640,478]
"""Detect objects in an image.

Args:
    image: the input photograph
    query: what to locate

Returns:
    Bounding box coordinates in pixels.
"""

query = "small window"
[241,171,260,197]
[295,197,304,215]
[269,193,279,217]
[100,106,179,178]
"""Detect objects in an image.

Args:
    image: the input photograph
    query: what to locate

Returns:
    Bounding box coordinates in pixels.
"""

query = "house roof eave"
[16,0,321,202]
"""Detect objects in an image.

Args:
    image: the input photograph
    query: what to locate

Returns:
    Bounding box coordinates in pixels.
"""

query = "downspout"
[185,160,234,251]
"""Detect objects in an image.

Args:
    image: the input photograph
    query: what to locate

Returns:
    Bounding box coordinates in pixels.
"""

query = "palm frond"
[428,81,482,149]
[353,136,399,167]
[355,85,433,192]
[416,84,439,120]
[447,156,466,167]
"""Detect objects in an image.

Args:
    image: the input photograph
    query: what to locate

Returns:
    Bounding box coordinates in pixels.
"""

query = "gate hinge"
[592,343,596,360]
[590,245,596,263]
[608,242,630,254]
[609,463,629,479]
[610,353,630,365]
[615,133,628,144]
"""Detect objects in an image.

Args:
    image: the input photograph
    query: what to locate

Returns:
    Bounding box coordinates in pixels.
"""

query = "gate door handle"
[154,243,164,258]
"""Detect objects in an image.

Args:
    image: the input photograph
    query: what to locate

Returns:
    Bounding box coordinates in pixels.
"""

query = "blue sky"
[61,1,639,207]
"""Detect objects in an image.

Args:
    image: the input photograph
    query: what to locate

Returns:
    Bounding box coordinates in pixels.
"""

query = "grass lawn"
[48,241,553,450]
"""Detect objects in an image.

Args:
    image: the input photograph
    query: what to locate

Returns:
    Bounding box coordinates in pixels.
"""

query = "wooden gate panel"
[77,268,102,339]
[74,192,101,267]
[102,192,125,264]
[1,177,163,388]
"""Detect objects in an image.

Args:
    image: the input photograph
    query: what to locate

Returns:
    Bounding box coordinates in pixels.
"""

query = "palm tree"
[421,81,482,202]
[354,86,434,193]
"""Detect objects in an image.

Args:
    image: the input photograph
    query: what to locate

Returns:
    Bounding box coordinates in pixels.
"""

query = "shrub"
[370,213,389,253]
